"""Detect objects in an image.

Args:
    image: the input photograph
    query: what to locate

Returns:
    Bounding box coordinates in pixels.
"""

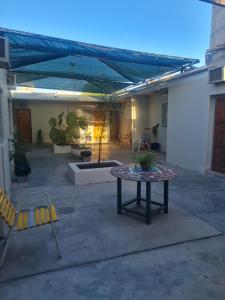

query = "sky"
[1,0,212,66]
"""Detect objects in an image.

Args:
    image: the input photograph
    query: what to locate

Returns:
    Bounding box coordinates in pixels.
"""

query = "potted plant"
[36,129,43,144]
[80,147,92,162]
[135,152,156,171]
[14,149,31,179]
[71,143,92,161]
[48,112,68,153]
[151,123,160,151]
[10,133,31,181]
[48,112,88,154]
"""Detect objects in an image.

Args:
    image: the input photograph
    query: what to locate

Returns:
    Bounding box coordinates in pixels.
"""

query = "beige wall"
[15,101,96,143]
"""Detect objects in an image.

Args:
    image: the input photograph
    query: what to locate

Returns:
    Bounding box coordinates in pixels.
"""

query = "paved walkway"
[1,144,225,300]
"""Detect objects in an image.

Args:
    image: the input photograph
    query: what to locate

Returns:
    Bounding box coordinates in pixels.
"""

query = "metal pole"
[164,180,169,213]
[137,181,141,205]
[146,182,151,225]
[117,178,122,214]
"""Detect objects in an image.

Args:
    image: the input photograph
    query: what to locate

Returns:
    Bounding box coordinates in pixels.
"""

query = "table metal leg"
[117,178,122,214]
[146,182,151,224]
[164,180,168,214]
[137,181,141,206]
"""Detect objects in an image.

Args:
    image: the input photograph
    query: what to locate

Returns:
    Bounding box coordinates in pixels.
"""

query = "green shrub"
[49,128,67,146]
[48,112,88,145]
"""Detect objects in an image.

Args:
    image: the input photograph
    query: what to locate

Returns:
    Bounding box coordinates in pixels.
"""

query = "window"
[162,103,168,127]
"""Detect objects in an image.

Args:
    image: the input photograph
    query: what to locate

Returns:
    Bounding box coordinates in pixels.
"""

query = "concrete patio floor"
[1,144,225,299]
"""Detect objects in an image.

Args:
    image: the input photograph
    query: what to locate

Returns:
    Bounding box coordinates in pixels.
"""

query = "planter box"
[68,160,122,185]
[53,144,71,154]
[16,175,28,182]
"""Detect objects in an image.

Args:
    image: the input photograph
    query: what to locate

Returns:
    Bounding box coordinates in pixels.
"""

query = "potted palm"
[48,112,89,154]
[48,112,69,153]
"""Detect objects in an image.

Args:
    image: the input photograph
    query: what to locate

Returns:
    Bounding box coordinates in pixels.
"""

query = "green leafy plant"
[48,112,88,145]
[134,152,156,170]
[152,123,160,143]
[49,128,67,145]
[65,112,88,144]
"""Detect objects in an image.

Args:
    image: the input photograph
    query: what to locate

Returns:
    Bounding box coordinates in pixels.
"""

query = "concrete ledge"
[53,144,71,154]
[68,160,122,185]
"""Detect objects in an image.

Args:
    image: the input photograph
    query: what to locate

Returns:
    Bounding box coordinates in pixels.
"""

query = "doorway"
[16,109,32,143]
[212,96,225,174]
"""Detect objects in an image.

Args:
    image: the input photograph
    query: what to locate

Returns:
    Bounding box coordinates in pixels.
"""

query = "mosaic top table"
[111,165,177,225]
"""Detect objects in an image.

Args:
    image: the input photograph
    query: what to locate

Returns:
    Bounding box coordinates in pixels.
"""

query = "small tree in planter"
[95,95,123,164]
[151,123,160,151]
[68,97,124,185]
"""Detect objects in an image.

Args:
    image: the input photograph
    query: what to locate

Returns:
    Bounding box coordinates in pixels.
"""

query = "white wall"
[0,68,12,237]
[0,69,11,193]
[167,72,210,172]
[148,94,168,152]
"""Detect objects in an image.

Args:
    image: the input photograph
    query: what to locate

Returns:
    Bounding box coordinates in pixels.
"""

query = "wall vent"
[209,66,225,83]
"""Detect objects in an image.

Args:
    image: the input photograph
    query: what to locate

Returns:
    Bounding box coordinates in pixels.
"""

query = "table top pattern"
[111,164,177,182]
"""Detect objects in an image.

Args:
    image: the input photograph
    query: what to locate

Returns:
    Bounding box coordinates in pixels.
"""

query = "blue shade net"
[0,28,199,94]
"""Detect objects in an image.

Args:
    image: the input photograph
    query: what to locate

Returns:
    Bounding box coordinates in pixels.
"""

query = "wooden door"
[16,109,32,143]
[212,96,225,174]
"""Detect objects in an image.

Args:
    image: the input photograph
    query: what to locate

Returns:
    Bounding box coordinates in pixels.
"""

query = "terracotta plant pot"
[140,163,149,171]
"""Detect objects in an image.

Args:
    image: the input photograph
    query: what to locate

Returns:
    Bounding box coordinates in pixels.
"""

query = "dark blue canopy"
[0,28,199,93]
